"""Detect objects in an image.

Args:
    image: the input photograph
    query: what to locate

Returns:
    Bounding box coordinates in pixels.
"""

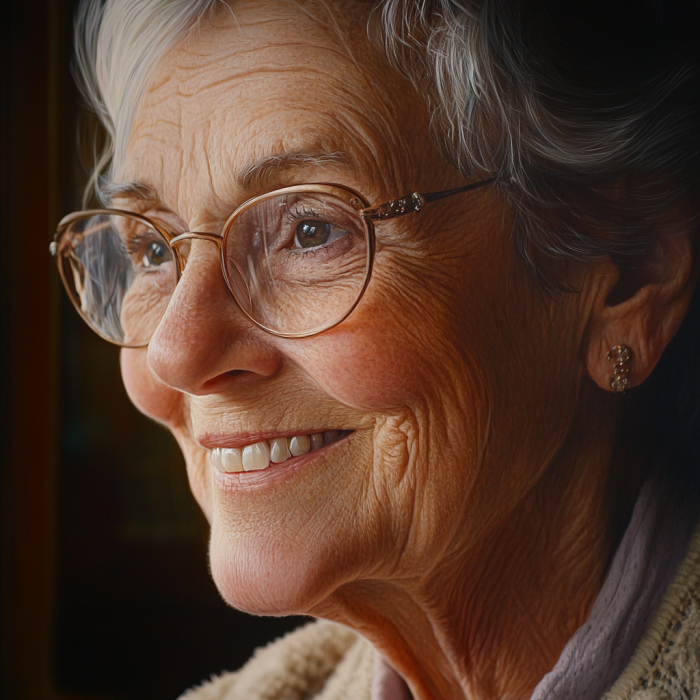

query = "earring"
[607,345,631,392]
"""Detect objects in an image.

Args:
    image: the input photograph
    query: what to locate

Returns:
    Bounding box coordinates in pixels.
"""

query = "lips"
[207,430,351,473]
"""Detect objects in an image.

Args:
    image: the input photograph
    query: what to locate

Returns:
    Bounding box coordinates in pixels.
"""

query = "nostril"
[199,368,250,393]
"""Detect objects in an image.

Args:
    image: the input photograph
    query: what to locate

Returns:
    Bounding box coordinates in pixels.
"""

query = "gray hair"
[74,0,220,203]
[75,0,700,288]
[376,0,700,288]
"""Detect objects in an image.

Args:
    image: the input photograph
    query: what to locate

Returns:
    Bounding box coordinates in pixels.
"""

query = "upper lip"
[199,429,345,450]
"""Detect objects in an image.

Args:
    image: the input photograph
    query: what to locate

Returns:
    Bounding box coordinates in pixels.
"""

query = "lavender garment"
[371,653,412,700]
[371,474,697,700]
[531,475,696,700]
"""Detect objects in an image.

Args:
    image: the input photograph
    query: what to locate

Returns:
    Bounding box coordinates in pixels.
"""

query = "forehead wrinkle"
[198,123,228,213]
[124,0,429,221]
[214,79,413,192]
[148,57,369,111]
[314,103,417,196]
[129,95,415,217]
[225,42,366,73]
[147,6,377,105]
[223,0,374,64]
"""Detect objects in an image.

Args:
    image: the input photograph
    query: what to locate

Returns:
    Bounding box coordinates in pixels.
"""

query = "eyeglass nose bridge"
[169,231,222,273]
[169,229,254,314]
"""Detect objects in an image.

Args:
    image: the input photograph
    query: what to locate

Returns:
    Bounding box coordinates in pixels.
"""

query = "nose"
[147,238,282,395]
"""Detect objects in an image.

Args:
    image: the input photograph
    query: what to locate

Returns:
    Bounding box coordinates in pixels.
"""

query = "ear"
[585,223,696,392]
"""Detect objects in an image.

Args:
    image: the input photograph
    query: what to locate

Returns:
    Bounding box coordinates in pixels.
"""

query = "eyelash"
[286,204,320,222]
[123,232,155,256]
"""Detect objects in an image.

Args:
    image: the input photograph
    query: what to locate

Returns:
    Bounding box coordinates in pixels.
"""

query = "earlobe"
[585,229,696,392]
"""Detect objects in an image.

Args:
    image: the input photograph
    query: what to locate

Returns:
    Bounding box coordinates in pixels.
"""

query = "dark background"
[0,2,305,698]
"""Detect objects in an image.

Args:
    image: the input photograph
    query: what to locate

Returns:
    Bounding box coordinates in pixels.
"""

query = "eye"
[142,240,171,268]
[293,220,345,249]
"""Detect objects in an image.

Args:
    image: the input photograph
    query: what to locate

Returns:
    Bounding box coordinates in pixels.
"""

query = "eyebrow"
[236,149,352,191]
[102,180,160,202]
[105,149,353,205]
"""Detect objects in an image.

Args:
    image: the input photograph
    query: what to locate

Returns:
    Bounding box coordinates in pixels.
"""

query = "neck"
[313,392,646,700]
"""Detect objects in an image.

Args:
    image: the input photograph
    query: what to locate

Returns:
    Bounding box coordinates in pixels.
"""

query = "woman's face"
[118,0,592,615]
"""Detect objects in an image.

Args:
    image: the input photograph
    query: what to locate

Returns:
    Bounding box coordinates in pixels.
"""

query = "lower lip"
[211,431,354,492]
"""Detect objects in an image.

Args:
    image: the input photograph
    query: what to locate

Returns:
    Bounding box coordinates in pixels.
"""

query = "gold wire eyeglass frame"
[51,177,496,346]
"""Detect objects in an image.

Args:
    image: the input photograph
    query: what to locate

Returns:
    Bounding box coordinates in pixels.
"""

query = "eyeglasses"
[50,177,495,346]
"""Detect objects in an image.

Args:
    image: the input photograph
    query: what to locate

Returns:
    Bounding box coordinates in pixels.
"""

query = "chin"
[201,431,388,616]
[208,516,355,617]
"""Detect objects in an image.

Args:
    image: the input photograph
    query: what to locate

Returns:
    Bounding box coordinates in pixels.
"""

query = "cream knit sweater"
[180,523,700,700]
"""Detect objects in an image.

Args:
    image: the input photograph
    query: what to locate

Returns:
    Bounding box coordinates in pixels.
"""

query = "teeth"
[212,431,346,473]
[289,435,311,456]
[222,448,243,473]
[310,433,324,450]
[211,447,244,473]
[270,437,291,463]
[243,441,271,471]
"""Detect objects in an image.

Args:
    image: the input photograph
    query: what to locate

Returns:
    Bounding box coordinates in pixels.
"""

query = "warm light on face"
[107,0,586,622]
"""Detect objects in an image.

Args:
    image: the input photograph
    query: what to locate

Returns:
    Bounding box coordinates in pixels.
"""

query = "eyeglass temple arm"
[360,176,497,222]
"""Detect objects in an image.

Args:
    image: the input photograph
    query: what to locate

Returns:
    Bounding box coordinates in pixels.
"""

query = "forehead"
[121,0,426,219]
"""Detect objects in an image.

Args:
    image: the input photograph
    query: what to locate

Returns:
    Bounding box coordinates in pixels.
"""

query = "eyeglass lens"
[58,213,176,346]
[57,191,372,345]
[223,191,371,336]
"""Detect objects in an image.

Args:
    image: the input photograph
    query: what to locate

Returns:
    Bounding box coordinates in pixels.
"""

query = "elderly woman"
[52,0,700,698]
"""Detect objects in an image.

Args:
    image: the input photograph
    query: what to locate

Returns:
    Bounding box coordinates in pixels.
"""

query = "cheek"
[284,269,485,414]
[120,347,182,427]
[291,321,433,411]
[286,228,515,414]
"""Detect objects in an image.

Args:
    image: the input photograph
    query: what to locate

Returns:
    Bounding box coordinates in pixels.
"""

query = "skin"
[114,2,696,699]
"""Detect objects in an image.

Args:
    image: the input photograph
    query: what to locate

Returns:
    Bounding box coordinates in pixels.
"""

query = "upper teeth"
[210,431,345,474]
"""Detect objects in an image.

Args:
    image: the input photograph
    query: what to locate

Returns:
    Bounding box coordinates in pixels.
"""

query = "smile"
[209,430,352,473]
